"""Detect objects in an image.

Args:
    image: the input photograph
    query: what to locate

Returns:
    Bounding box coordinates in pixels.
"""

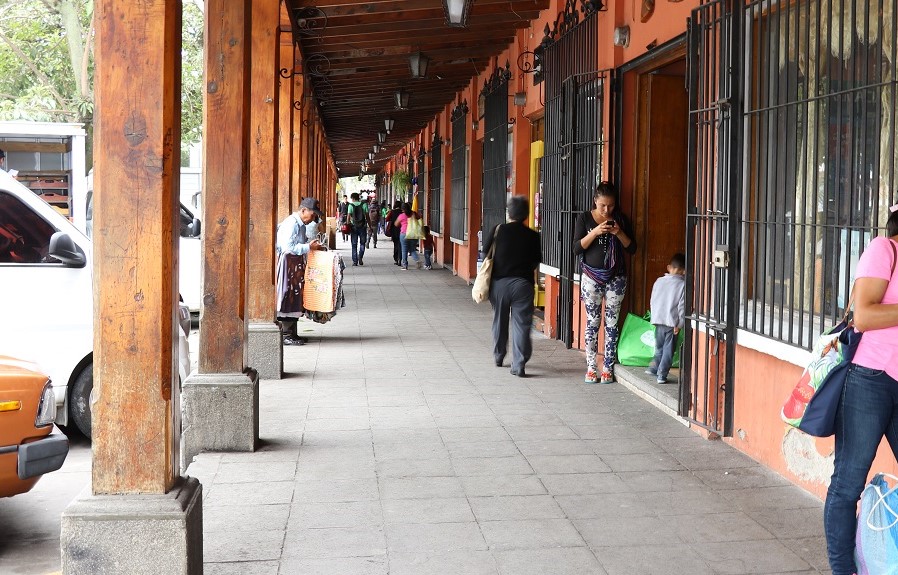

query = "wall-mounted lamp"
[513,92,526,106]
[373,145,381,153]
[385,118,395,133]
[368,152,375,160]
[472,120,479,131]
[613,25,630,47]
[409,52,430,79]
[395,89,410,110]
[377,132,387,144]
[442,0,472,27]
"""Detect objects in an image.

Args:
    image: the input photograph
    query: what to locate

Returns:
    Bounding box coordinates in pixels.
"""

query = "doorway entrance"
[624,49,689,316]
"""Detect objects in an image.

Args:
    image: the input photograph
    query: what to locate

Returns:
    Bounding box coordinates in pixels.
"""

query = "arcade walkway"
[189,237,830,575]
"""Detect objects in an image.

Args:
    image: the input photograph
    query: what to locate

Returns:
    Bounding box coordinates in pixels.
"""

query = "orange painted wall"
[726,345,898,500]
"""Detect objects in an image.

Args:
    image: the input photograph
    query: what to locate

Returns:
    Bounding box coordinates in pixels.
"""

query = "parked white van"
[0,169,190,437]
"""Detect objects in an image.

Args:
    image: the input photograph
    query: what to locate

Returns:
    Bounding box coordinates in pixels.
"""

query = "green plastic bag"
[616,312,683,368]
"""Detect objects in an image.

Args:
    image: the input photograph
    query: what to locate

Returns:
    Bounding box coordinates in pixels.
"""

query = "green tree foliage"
[0,0,205,164]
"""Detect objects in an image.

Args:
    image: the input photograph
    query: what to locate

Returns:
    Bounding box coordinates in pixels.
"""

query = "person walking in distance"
[367,196,380,249]
[345,192,371,266]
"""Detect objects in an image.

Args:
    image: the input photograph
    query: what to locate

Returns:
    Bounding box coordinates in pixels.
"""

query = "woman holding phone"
[573,182,636,384]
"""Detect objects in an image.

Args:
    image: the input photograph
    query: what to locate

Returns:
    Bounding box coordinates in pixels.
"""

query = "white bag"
[472,225,499,304]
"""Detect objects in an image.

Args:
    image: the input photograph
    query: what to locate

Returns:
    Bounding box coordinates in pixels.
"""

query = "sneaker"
[644,368,657,376]
[352,262,358,267]
[584,369,599,384]
[424,265,432,270]
[600,370,615,384]
[282,336,305,346]
[656,376,668,384]
[401,266,408,271]
[359,259,364,266]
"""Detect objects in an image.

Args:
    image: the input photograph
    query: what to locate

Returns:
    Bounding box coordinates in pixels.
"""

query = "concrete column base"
[181,370,259,468]
[61,476,203,575]
[248,322,283,379]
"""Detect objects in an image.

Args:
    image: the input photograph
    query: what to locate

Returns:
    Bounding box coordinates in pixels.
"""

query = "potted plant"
[392,169,411,198]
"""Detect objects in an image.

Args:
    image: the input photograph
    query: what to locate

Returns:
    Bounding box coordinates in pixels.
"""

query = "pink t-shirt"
[852,236,898,379]
[395,213,410,234]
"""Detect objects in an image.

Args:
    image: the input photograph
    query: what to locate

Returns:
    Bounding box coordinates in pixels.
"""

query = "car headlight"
[34,380,56,427]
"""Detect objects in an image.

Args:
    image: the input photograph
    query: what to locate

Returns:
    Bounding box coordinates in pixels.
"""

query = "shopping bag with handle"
[855,473,898,575]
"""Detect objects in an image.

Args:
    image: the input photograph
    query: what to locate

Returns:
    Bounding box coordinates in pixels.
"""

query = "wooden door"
[633,72,688,314]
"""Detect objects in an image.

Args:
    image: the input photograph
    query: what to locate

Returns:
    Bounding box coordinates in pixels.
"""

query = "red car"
[0,356,69,498]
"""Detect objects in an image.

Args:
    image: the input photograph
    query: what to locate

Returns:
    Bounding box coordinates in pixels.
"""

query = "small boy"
[421,225,434,270]
[646,252,686,383]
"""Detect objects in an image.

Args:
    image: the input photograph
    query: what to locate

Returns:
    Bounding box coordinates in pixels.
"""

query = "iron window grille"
[428,132,444,234]
[417,150,427,220]
[482,63,513,246]
[450,101,470,241]
[740,0,898,350]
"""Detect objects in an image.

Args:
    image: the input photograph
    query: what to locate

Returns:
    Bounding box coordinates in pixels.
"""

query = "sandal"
[600,369,615,384]
[585,369,599,384]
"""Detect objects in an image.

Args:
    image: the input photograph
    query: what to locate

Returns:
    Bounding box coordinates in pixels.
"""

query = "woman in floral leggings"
[573,183,637,383]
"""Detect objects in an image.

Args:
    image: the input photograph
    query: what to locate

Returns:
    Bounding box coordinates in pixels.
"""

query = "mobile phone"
[606,219,616,226]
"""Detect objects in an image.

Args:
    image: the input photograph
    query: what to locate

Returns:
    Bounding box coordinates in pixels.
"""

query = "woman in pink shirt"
[824,206,898,575]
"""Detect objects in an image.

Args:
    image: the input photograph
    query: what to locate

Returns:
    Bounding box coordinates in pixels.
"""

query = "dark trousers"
[489,277,534,373]
[392,235,401,264]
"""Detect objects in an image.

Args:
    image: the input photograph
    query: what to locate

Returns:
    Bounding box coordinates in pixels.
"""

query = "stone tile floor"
[189,237,829,575]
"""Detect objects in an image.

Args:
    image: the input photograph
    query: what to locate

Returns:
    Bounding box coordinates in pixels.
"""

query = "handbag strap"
[486,224,501,258]
[842,239,898,322]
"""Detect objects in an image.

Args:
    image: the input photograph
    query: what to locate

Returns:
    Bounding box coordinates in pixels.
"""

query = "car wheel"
[70,364,93,439]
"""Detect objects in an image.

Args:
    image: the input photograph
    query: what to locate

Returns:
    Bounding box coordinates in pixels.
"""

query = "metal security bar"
[740,0,898,349]
[540,0,602,347]
[482,64,512,243]
[450,102,469,241]
[416,150,427,220]
[428,132,443,234]
[682,0,743,436]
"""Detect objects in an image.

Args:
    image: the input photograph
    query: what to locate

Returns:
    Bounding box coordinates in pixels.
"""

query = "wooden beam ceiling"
[287,0,546,176]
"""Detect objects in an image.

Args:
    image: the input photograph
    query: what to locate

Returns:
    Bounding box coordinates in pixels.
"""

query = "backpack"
[384,210,397,238]
[368,203,380,223]
[350,202,367,229]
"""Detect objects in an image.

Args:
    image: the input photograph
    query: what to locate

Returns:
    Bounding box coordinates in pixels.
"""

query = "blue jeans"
[651,325,676,379]
[399,233,419,268]
[824,364,898,575]
[350,227,366,264]
[424,249,433,267]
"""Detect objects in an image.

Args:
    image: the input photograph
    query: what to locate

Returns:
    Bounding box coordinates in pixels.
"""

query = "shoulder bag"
[472,225,500,304]
[782,240,897,437]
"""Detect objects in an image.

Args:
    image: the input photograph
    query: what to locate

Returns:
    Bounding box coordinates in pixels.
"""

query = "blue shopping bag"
[856,473,898,575]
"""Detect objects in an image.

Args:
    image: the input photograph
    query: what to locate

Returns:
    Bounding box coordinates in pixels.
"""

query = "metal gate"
[681,0,743,436]
[482,64,512,241]
[540,0,609,347]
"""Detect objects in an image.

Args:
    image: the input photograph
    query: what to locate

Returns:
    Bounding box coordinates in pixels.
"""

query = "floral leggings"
[580,273,628,373]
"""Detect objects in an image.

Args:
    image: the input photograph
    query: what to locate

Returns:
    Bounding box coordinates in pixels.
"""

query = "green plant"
[392,169,411,193]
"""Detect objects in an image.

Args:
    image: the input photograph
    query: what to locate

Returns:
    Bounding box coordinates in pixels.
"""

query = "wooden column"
[91,0,181,495]
[199,0,250,374]
[276,41,294,222]
[247,0,278,323]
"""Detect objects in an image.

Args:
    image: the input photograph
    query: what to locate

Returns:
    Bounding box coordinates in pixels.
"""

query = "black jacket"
[483,221,541,282]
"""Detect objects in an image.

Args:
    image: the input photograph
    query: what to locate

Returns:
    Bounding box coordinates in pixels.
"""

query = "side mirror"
[48,232,86,268]
[189,218,201,238]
